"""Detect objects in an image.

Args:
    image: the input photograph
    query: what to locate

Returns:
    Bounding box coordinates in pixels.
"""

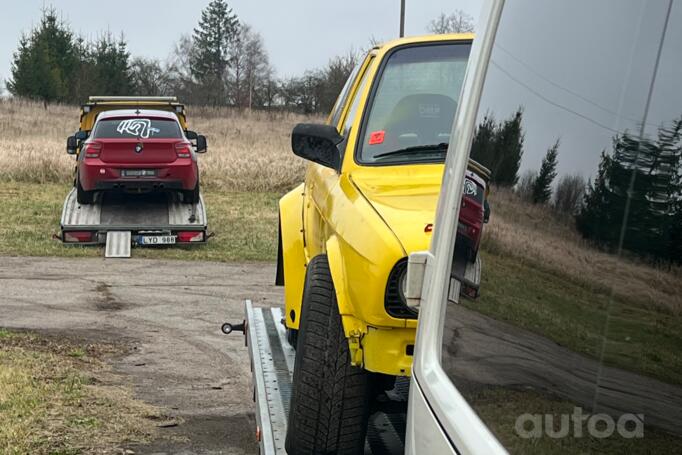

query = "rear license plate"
[122,169,157,177]
[140,235,176,245]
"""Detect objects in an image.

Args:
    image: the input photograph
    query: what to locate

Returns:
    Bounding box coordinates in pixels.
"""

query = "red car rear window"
[93,118,182,139]
[463,177,484,204]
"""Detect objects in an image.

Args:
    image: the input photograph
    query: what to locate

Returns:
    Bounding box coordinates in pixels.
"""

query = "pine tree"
[494,108,524,186]
[90,33,133,95]
[191,0,239,104]
[532,139,559,204]
[576,117,682,263]
[576,151,615,244]
[7,8,78,104]
[470,113,497,169]
[470,108,524,186]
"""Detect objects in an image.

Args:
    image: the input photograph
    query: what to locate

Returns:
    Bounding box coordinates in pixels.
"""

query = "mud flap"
[451,244,481,299]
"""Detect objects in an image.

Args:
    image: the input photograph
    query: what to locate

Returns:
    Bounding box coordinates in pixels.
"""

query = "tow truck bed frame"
[241,300,407,455]
[60,188,207,257]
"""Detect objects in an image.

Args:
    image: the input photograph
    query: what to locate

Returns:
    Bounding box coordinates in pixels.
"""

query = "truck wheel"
[183,183,200,204]
[285,254,371,455]
[77,180,94,205]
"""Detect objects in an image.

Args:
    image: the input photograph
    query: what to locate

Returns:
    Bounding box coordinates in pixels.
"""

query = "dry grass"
[0,329,163,454]
[484,187,682,314]
[1,97,679,312]
[0,98,311,192]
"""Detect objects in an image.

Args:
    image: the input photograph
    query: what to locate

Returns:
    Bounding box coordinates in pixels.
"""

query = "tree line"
[470,106,682,265]
[8,3,475,114]
[577,118,682,264]
[6,2,355,114]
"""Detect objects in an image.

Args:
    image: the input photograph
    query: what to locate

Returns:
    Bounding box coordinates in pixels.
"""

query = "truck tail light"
[84,143,101,158]
[64,231,94,243]
[175,143,191,158]
[177,231,204,243]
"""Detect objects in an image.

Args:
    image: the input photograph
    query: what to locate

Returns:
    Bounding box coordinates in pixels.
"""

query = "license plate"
[122,169,157,177]
[140,235,176,245]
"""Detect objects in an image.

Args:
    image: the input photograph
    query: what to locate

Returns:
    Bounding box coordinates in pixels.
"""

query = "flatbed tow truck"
[222,301,412,455]
[58,96,209,258]
[59,189,208,258]
[223,250,480,454]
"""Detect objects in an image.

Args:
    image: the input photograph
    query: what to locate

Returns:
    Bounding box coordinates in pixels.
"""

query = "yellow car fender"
[326,234,368,367]
[277,183,306,330]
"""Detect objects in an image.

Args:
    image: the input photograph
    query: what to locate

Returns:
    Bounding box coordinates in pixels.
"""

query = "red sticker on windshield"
[368,130,385,145]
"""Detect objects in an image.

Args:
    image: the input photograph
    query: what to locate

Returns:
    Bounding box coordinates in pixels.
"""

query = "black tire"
[183,182,200,204]
[285,255,371,455]
[76,179,94,205]
[468,247,478,263]
[286,327,298,349]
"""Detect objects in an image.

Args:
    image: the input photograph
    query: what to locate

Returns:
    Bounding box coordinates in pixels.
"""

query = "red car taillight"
[84,143,101,158]
[175,143,192,158]
[64,231,94,243]
[177,231,204,243]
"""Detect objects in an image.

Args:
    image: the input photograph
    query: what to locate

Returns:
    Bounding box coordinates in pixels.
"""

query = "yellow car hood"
[349,165,443,254]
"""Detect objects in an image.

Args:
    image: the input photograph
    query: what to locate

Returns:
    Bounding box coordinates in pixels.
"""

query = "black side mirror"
[66,136,78,155]
[186,130,198,140]
[75,130,88,141]
[291,123,343,171]
[196,135,207,153]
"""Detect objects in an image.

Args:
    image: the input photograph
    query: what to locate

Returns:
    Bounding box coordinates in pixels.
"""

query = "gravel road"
[0,256,280,454]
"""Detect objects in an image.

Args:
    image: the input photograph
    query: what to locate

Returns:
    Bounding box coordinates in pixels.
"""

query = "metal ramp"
[239,301,407,455]
[451,248,482,299]
[105,231,132,258]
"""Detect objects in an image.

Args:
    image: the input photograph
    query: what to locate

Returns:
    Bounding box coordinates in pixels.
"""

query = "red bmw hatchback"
[73,109,207,204]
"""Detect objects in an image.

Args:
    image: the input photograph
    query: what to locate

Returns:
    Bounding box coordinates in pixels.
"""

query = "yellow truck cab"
[277,33,475,453]
[78,96,189,132]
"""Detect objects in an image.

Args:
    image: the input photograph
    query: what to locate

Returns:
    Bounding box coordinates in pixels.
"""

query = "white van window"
[439,1,682,453]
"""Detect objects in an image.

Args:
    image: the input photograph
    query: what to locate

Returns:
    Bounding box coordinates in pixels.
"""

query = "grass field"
[0,182,279,261]
[0,329,161,454]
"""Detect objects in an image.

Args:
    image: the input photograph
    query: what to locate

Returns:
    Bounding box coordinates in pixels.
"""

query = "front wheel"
[285,255,371,455]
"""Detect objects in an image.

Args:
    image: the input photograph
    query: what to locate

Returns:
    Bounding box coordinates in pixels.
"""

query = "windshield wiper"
[373,143,449,159]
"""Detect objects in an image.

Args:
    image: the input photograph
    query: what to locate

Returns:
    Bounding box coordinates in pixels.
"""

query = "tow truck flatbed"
[60,188,207,257]
[233,301,407,455]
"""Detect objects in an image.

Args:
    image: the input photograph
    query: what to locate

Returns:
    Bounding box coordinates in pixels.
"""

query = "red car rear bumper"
[78,158,198,192]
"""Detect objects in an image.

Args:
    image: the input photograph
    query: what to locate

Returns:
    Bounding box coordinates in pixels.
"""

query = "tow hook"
[221,320,246,335]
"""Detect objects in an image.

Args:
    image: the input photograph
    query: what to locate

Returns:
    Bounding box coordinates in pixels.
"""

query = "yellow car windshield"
[358,42,472,165]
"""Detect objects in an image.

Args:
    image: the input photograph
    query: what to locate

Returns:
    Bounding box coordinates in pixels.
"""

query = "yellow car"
[278,33,475,453]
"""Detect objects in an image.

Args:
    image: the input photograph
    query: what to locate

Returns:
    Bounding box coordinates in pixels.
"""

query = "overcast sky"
[0,0,481,90]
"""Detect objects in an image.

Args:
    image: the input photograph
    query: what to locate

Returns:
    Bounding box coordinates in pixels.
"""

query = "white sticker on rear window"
[116,119,161,139]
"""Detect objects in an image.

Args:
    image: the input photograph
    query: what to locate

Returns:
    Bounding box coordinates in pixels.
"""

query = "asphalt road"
[0,256,280,455]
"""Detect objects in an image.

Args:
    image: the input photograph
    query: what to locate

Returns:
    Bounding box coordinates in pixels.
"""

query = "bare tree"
[428,10,475,34]
[166,34,203,104]
[130,57,171,96]
[228,24,274,108]
[554,174,586,215]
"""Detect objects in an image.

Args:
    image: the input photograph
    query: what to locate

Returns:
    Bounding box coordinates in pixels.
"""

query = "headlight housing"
[384,259,417,319]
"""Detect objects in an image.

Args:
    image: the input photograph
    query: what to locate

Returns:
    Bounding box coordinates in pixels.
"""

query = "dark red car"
[70,109,206,204]
[458,168,490,262]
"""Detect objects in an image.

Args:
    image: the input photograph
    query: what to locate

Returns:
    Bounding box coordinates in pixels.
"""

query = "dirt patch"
[133,414,258,454]
[0,329,165,454]
[93,282,128,311]
[0,257,279,454]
